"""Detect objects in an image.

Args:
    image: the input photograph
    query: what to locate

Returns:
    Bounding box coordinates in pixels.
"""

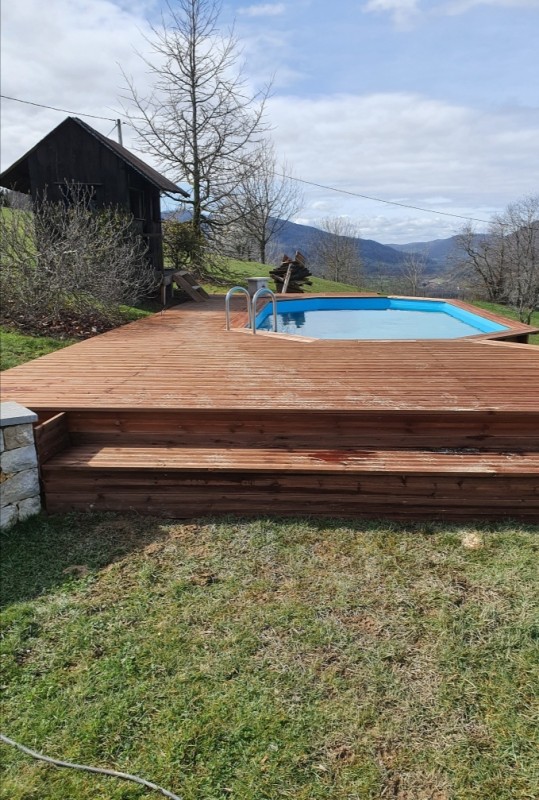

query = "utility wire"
[276,173,492,224]
[2,92,492,225]
[0,734,182,800]
[0,94,117,122]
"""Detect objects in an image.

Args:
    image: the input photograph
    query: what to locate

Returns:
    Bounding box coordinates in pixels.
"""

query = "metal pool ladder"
[225,286,278,334]
[225,287,252,331]
[251,287,277,335]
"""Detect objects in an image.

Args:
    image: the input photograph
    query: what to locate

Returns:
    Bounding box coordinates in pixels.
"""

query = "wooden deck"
[2,296,539,521]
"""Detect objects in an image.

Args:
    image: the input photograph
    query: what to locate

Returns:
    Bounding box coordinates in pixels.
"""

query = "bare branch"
[121,0,271,252]
[216,142,303,264]
[1,184,157,333]
[454,195,538,322]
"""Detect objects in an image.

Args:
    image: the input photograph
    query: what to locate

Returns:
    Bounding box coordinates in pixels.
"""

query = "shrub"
[0,185,158,334]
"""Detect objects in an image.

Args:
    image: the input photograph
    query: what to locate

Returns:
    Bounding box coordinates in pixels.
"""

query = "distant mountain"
[272,219,438,276]
[162,211,460,276]
[387,233,489,265]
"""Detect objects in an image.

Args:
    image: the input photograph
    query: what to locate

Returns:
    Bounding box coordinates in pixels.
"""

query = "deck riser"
[36,406,539,523]
[42,473,539,521]
[64,409,539,451]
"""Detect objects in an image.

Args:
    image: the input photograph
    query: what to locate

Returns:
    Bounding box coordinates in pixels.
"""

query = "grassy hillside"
[202,259,359,294]
[471,300,539,345]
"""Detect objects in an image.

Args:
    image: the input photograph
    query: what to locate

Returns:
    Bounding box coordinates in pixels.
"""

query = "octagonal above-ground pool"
[253,296,530,341]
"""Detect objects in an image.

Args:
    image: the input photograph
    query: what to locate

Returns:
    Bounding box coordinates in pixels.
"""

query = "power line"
[2,92,492,224]
[0,94,117,122]
[277,173,492,224]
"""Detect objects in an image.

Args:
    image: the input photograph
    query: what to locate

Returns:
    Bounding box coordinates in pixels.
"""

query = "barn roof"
[0,116,188,196]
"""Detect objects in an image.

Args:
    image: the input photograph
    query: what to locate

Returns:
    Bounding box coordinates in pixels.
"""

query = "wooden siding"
[0,118,171,271]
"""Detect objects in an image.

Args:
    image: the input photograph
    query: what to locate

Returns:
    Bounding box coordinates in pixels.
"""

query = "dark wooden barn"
[0,116,188,272]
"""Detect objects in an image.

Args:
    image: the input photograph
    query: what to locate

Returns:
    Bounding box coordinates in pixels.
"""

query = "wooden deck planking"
[1,296,539,413]
[3,295,539,521]
[45,445,539,475]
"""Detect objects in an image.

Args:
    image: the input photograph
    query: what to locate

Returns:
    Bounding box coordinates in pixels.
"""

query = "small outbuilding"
[0,116,188,272]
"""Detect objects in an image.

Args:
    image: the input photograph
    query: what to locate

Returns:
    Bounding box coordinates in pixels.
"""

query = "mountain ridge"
[272,219,439,276]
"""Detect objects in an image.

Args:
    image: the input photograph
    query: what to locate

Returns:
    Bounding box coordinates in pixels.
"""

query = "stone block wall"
[1,402,41,530]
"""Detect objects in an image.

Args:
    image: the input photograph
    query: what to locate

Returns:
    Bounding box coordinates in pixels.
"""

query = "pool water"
[254,297,508,340]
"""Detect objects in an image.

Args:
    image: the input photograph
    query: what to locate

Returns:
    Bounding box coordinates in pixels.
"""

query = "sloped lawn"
[1,514,538,800]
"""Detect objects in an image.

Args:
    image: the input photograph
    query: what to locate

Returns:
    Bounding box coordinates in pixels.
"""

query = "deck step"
[41,443,539,520]
[43,444,539,476]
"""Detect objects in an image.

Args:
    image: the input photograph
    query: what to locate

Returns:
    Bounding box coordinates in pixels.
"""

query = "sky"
[1,0,538,243]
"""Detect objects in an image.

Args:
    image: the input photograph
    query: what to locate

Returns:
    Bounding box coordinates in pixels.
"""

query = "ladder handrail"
[225,286,252,331]
[251,287,278,335]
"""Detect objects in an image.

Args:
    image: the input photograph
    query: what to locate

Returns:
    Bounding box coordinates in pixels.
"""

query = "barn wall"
[24,120,164,270]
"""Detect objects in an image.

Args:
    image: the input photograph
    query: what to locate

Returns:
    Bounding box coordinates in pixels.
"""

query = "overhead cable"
[276,173,492,224]
[2,92,493,224]
[0,94,117,122]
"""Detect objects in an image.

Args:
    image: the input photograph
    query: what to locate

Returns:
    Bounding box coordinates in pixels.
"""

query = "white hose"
[0,733,182,800]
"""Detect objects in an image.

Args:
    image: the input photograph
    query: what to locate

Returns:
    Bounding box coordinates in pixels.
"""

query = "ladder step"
[171,270,209,302]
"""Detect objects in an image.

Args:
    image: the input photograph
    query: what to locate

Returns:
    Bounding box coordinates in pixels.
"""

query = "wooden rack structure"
[270,252,312,293]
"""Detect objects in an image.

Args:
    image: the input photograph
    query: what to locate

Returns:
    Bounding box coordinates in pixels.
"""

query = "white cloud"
[362,0,420,28]
[363,0,539,27]
[269,92,539,241]
[238,3,286,17]
[0,0,158,171]
[443,0,539,12]
[2,0,537,244]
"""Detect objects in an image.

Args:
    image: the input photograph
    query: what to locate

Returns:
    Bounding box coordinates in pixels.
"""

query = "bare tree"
[0,185,156,333]
[312,217,362,285]
[122,0,269,241]
[454,220,509,303]
[399,252,428,296]
[219,142,303,264]
[503,195,539,324]
[455,194,538,322]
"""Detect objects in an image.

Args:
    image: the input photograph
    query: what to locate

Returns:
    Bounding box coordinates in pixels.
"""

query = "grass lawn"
[470,301,539,345]
[0,307,153,371]
[0,327,77,371]
[1,513,538,800]
[202,259,360,295]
